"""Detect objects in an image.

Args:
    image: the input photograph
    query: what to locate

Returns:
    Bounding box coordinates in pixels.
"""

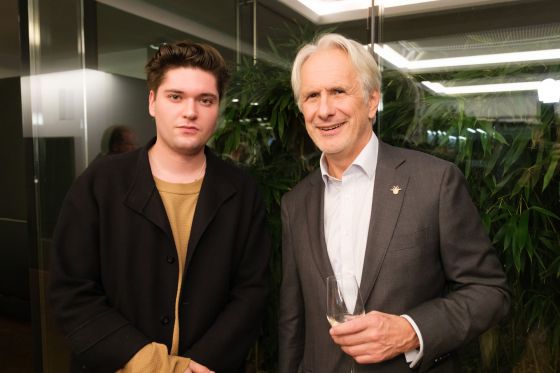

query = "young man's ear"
[148,90,156,117]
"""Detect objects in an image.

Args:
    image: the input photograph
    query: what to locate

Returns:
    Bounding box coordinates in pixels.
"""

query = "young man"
[49,41,270,373]
[279,33,510,372]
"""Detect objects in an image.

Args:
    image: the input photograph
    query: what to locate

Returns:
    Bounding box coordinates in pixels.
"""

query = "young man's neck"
[148,142,206,184]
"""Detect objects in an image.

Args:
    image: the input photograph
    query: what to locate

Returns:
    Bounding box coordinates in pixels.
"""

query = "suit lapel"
[360,142,409,303]
[305,172,335,281]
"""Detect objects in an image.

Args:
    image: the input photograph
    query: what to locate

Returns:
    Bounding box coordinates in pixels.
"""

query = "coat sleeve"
[278,195,305,373]
[48,173,150,372]
[406,163,510,371]
[184,181,271,372]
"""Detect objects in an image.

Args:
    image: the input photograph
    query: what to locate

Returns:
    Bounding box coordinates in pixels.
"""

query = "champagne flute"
[326,273,365,373]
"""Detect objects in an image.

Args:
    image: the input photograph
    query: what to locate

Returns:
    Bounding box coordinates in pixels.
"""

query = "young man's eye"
[168,94,181,101]
[200,97,216,106]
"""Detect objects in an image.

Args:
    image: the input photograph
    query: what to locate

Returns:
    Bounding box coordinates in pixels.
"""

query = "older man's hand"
[329,310,419,364]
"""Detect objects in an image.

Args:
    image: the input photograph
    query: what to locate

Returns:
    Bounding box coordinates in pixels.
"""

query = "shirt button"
[160,316,170,325]
[166,256,175,264]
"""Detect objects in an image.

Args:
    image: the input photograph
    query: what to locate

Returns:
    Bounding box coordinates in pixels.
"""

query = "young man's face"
[299,48,379,168]
[149,67,219,157]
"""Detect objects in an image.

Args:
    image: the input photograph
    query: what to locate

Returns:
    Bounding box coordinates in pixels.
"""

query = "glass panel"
[0,0,33,372]
[23,0,89,371]
[376,0,560,370]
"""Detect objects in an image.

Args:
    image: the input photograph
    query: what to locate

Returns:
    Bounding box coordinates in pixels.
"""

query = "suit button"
[160,316,170,325]
[166,256,175,264]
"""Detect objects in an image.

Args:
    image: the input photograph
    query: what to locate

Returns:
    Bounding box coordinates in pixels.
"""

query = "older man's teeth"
[322,123,343,131]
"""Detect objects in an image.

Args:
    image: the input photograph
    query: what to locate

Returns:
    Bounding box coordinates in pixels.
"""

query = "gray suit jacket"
[279,141,510,373]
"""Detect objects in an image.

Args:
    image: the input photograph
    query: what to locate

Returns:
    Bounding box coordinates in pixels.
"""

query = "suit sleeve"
[48,174,150,372]
[278,195,305,373]
[184,182,271,372]
[406,164,510,371]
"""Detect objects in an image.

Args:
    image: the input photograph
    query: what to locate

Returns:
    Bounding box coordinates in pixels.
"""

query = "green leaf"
[502,132,531,176]
[270,109,278,129]
[542,159,558,191]
[528,206,560,220]
[491,129,508,145]
[278,113,285,139]
[517,211,529,258]
[484,144,503,177]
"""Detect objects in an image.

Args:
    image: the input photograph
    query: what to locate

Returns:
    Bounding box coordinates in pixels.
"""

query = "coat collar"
[123,138,237,270]
[123,138,171,238]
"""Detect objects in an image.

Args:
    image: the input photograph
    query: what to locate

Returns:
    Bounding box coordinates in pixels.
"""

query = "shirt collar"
[320,131,379,184]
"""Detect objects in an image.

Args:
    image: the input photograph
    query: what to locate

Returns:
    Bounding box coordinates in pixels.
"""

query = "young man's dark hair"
[145,41,230,99]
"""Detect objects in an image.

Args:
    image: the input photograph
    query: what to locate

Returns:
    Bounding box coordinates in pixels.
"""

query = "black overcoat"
[49,139,271,373]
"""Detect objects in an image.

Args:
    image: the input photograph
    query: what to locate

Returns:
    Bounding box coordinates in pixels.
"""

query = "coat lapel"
[305,172,335,281]
[123,139,174,243]
[123,142,235,271]
[360,142,409,303]
[185,149,235,271]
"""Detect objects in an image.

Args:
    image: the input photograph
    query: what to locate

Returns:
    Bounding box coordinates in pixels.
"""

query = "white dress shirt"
[320,131,424,368]
[321,132,377,286]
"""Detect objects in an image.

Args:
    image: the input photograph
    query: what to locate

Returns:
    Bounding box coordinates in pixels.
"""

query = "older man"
[279,33,510,372]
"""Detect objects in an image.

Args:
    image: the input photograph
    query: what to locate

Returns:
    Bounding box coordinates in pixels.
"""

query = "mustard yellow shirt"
[117,177,202,372]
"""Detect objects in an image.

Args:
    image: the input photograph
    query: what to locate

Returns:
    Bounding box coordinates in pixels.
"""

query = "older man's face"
[299,48,379,170]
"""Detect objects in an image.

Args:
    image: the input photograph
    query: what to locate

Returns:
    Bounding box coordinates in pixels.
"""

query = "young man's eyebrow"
[162,89,218,98]
[162,89,184,94]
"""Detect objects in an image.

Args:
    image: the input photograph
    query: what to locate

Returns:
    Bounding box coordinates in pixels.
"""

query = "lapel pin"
[390,185,402,195]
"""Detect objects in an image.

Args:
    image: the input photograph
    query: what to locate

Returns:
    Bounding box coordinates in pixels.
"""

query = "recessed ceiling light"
[297,0,370,16]
[295,0,436,16]
[374,44,560,71]
[422,79,560,103]
[280,0,519,23]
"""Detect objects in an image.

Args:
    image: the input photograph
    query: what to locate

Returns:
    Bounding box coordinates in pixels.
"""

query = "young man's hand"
[185,359,215,373]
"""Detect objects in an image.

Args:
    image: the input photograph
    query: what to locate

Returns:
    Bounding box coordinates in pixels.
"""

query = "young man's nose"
[182,99,197,119]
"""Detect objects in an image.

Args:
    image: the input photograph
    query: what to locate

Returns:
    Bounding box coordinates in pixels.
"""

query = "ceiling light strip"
[374,44,560,70]
[421,79,560,103]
